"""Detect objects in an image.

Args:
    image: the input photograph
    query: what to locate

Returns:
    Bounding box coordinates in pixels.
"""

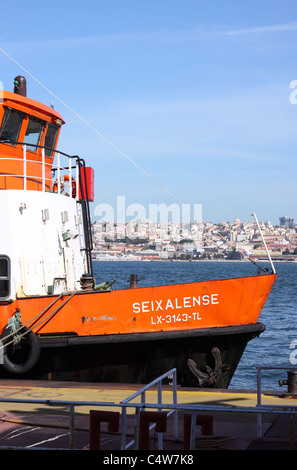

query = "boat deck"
[0,379,295,454]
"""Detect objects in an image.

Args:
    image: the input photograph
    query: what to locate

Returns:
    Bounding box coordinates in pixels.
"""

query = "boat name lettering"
[132,294,219,314]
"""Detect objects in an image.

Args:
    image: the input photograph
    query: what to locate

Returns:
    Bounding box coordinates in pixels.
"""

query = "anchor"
[187,347,229,387]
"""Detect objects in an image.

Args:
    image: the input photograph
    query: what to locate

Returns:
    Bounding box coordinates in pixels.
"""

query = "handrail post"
[190,411,197,450]
[256,366,262,438]
[76,159,80,200]
[69,403,75,450]
[42,147,45,191]
[134,407,141,449]
[57,153,61,194]
[257,366,262,406]
[290,412,296,450]
[69,156,72,197]
[157,380,163,449]
[120,405,127,450]
[173,369,178,440]
[23,144,27,190]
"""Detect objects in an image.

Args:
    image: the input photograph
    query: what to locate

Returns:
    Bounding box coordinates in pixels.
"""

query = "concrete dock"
[0,378,295,452]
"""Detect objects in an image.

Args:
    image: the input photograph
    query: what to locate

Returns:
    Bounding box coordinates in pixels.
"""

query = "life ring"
[53,174,76,198]
[0,326,41,375]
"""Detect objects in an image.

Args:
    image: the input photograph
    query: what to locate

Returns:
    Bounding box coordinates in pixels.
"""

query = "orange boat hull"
[5,273,276,337]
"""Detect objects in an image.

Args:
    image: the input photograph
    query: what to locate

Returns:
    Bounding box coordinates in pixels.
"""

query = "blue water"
[92,260,297,390]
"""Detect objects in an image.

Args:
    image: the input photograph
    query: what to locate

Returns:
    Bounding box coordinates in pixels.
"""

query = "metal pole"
[57,153,61,194]
[190,411,197,450]
[173,370,178,440]
[252,213,276,274]
[134,408,141,450]
[120,406,127,450]
[42,147,45,191]
[69,403,75,450]
[257,366,262,406]
[23,144,27,190]
[69,157,72,197]
[256,366,263,438]
[290,413,295,450]
[157,381,163,450]
[76,159,79,201]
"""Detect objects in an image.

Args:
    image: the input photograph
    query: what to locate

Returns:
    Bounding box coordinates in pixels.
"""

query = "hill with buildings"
[91,215,297,262]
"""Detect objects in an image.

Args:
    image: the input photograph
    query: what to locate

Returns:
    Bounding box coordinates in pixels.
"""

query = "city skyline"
[0,0,296,225]
[92,211,297,262]
[92,213,295,229]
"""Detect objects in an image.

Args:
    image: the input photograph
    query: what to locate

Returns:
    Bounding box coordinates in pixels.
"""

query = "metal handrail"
[0,139,74,159]
[0,387,296,450]
[256,365,297,438]
[120,368,178,450]
[0,367,296,450]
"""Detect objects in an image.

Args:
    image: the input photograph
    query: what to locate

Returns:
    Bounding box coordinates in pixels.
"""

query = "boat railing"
[0,140,81,198]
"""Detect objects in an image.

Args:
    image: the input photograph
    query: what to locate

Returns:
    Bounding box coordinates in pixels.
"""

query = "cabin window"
[0,107,24,144]
[44,123,58,157]
[24,116,45,152]
[0,256,10,299]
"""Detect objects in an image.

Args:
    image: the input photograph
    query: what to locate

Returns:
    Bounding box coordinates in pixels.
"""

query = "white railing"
[256,365,297,438]
[0,367,296,450]
[120,368,178,450]
[0,143,80,199]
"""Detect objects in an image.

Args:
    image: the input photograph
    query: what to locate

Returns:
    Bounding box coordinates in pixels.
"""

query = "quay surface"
[0,378,295,452]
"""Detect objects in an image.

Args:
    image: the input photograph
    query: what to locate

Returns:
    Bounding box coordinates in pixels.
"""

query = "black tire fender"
[1,326,40,375]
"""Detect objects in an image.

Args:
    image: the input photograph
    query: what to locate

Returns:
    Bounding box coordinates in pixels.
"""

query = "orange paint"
[0,91,64,191]
[2,273,276,338]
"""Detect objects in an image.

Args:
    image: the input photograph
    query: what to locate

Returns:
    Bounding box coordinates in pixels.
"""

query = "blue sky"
[0,0,297,225]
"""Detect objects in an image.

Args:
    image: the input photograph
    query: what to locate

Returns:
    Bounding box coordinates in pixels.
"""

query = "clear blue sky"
[1,0,297,225]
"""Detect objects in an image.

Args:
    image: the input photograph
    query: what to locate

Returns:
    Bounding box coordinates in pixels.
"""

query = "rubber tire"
[2,326,40,375]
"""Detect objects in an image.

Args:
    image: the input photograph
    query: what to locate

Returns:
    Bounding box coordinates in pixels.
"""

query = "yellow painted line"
[0,382,296,416]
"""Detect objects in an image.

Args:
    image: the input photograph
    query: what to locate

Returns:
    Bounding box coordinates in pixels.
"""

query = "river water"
[92,260,297,390]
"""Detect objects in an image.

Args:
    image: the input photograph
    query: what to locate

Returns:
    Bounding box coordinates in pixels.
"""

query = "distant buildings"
[279,216,294,228]
[91,215,297,261]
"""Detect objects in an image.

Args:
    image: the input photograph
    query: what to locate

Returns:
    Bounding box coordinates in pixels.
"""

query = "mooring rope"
[0,292,77,349]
